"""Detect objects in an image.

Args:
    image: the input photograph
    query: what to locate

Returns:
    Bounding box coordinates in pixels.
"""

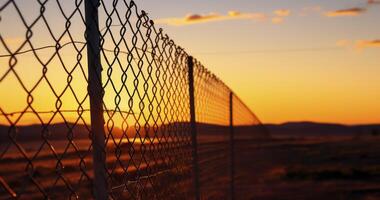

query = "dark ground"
[233,135,380,200]
[1,122,380,199]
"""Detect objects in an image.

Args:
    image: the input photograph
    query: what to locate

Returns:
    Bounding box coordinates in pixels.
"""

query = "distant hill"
[0,123,132,143]
[0,122,270,143]
[1,122,378,143]
[265,121,380,137]
[0,123,92,143]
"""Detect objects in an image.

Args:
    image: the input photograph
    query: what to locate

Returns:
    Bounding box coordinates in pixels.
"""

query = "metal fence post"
[229,92,235,200]
[85,0,108,199]
[188,56,201,200]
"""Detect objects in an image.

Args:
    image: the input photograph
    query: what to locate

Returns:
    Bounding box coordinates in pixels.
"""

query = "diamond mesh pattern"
[94,1,192,198]
[193,59,231,199]
[0,0,268,199]
[232,95,270,199]
[0,0,93,199]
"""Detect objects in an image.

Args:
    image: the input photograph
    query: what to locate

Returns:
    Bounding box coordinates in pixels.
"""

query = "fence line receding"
[0,0,269,199]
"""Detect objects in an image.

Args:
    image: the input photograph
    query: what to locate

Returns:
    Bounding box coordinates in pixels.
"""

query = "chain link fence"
[0,0,268,199]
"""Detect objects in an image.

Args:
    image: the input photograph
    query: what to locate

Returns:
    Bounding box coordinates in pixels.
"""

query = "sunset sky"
[139,0,380,124]
[1,0,379,125]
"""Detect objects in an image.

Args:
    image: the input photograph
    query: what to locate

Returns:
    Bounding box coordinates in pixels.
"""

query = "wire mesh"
[233,95,268,140]
[193,59,231,199]
[96,1,192,198]
[0,0,93,199]
[0,0,268,199]
[232,95,270,199]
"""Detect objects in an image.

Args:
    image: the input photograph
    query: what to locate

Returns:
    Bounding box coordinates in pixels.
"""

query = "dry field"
[233,135,380,200]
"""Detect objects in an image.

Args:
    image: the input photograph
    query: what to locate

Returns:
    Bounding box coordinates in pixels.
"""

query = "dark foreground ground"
[1,122,380,199]
[234,135,380,200]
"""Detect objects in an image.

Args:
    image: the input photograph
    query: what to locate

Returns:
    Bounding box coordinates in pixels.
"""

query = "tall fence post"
[229,92,235,200]
[85,0,108,199]
[188,56,201,200]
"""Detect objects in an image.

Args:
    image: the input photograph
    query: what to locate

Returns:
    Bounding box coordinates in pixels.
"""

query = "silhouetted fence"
[0,0,268,199]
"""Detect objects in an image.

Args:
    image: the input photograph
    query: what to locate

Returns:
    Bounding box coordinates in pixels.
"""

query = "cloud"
[368,0,380,5]
[274,9,291,17]
[325,7,366,17]
[356,40,380,49]
[155,11,266,26]
[270,9,291,24]
[156,9,294,26]
[324,0,379,18]
[185,13,219,22]
[336,39,380,50]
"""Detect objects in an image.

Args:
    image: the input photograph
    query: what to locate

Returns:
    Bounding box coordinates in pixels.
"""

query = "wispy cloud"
[356,40,380,49]
[325,7,366,17]
[155,11,266,26]
[324,0,379,18]
[271,9,291,24]
[368,0,380,5]
[274,9,291,17]
[336,39,380,50]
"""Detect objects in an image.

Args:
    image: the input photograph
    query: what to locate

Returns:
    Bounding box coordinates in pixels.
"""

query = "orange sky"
[141,0,380,125]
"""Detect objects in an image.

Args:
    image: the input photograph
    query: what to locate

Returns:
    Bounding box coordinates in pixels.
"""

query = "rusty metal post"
[188,56,201,200]
[85,0,108,199]
[229,92,235,200]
